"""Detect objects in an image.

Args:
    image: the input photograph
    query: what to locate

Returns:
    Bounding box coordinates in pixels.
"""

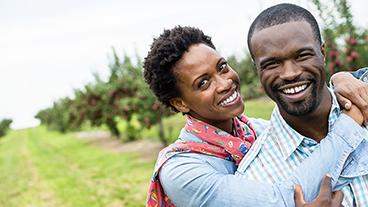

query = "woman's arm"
[159,113,367,207]
[331,68,368,122]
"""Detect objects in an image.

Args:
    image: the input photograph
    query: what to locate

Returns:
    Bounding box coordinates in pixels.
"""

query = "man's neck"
[280,87,332,143]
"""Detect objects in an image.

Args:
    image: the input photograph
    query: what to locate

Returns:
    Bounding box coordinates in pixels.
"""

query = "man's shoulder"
[352,67,368,81]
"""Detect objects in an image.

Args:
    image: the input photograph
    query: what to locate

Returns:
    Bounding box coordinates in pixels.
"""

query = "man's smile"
[277,81,313,102]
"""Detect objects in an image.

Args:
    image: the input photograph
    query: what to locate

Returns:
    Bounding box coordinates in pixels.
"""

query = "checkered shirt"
[237,90,368,207]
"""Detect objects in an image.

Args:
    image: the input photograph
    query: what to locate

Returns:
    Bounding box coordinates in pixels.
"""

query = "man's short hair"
[143,26,215,112]
[247,3,322,57]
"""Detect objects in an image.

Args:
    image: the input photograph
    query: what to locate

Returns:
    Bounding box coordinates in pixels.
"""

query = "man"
[144,26,368,207]
[236,3,368,206]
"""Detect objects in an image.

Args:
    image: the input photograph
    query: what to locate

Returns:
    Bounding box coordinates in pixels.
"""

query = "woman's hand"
[332,72,368,122]
[294,175,344,207]
[343,104,364,125]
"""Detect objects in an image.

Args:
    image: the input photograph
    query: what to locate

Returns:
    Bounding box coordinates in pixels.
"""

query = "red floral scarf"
[146,114,256,207]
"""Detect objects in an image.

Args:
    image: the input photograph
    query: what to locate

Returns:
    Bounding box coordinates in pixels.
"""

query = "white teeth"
[282,84,307,94]
[220,91,238,106]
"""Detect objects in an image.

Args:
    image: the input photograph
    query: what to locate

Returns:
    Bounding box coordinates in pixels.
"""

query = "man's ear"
[321,42,326,62]
[169,97,190,113]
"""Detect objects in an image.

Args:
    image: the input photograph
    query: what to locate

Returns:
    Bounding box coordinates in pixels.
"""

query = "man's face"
[250,21,326,116]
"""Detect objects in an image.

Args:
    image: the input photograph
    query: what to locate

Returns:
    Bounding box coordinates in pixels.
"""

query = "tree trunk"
[158,117,168,146]
[106,118,120,138]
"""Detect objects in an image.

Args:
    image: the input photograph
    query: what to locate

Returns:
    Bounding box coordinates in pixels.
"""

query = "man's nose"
[279,61,302,80]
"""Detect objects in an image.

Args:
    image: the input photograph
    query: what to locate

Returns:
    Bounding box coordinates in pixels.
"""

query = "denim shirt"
[159,114,368,207]
[352,67,368,80]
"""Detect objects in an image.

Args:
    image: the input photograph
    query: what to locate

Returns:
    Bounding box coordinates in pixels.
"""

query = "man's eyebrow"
[296,47,315,53]
[259,47,315,67]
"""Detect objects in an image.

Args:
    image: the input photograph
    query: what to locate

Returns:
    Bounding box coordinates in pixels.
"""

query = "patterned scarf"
[146,114,256,207]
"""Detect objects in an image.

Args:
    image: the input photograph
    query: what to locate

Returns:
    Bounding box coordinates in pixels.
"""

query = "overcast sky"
[1,0,367,129]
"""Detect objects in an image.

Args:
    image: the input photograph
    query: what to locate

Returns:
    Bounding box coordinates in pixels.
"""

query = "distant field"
[0,98,274,207]
[243,97,275,119]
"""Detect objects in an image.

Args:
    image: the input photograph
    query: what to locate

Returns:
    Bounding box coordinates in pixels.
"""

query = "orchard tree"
[227,54,264,99]
[312,0,368,78]
[36,49,174,144]
[107,50,173,144]
[134,83,173,146]
[36,98,75,133]
[82,81,122,137]
[0,118,12,137]
[107,51,143,140]
[67,89,88,130]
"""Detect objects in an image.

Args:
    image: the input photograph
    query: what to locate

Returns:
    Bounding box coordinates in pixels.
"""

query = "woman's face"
[170,43,244,127]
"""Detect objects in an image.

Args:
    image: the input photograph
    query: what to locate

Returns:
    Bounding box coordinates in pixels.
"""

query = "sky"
[1,0,367,129]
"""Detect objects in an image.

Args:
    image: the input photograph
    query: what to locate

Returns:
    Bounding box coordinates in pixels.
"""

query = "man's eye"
[264,61,279,70]
[297,53,312,60]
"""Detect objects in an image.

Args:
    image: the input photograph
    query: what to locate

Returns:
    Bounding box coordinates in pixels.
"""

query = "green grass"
[0,98,274,207]
[0,127,153,207]
[244,97,275,119]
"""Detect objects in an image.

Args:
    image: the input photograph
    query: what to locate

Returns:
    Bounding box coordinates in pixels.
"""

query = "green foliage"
[0,119,12,137]
[227,54,264,99]
[36,49,172,144]
[312,0,368,79]
[35,98,75,133]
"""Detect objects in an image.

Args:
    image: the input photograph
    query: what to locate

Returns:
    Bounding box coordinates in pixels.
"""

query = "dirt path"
[75,131,164,161]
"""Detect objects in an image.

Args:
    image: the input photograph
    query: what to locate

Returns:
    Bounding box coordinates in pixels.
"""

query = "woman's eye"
[219,62,228,71]
[198,79,209,88]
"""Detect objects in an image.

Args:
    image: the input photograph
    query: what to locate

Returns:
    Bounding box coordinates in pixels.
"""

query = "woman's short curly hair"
[143,26,215,112]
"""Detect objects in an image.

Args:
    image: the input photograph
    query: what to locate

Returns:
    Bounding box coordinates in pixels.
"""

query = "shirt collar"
[271,107,306,160]
[271,89,341,160]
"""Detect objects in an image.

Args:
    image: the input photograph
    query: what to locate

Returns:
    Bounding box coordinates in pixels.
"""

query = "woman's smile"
[218,89,241,107]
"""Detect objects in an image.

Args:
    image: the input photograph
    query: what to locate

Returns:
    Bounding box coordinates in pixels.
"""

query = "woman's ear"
[169,98,190,113]
[321,42,326,62]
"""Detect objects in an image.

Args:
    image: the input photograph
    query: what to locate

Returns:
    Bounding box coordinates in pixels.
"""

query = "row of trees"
[0,119,12,138]
[35,0,367,145]
[36,50,172,144]
[35,48,261,145]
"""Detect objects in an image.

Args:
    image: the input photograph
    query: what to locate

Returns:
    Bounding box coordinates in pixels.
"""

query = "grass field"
[0,98,274,207]
[0,127,153,207]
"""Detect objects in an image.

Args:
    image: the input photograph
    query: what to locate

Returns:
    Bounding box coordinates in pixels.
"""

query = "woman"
[144,26,365,207]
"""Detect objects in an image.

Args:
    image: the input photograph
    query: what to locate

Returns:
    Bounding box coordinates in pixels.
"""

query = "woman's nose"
[216,77,232,93]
